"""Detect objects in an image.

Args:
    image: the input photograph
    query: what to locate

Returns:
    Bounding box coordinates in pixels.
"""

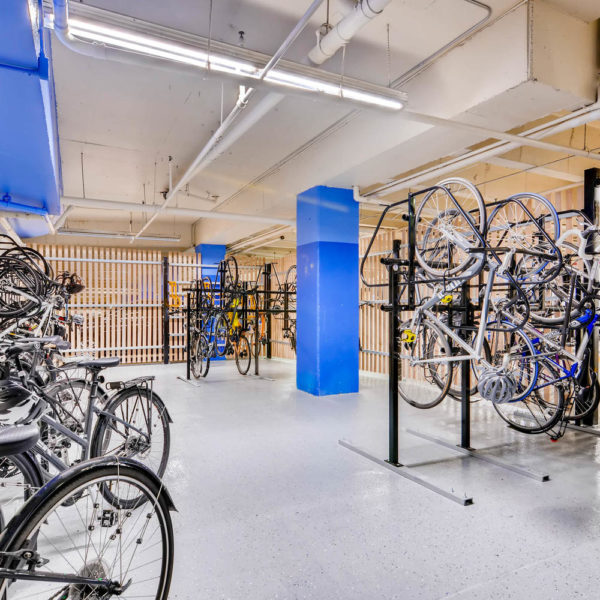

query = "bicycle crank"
[477,368,517,404]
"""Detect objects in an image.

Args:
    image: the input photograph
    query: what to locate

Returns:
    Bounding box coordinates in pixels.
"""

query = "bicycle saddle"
[6,336,64,355]
[0,424,39,457]
[78,357,121,370]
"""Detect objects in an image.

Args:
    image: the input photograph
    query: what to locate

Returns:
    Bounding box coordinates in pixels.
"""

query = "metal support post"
[583,167,599,426]
[407,194,416,307]
[265,264,272,359]
[186,291,191,380]
[460,281,471,450]
[254,293,260,375]
[387,239,402,466]
[162,256,170,364]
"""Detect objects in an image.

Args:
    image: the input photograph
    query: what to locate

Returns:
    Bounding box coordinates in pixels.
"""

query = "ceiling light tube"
[51,13,406,111]
[57,229,180,242]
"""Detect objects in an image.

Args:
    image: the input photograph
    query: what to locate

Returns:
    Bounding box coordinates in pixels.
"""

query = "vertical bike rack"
[341,188,550,506]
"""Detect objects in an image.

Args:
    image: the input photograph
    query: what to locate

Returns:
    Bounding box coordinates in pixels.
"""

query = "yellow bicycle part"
[401,329,416,343]
[440,294,453,305]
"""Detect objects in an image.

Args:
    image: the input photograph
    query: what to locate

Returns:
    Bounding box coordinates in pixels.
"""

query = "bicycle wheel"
[223,256,238,290]
[493,358,565,434]
[0,458,174,599]
[415,177,486,277]
[0,452,43,528]
[192,333,210,378]
[91,388,170,508]
[0,257,42,319]
[477,324,538,401]
[200,276,214,309]
[213,313,229,357]
[235,335,252,375]
[527,242,591,325]
[398,318,452,409]
[566,378,599,422]
[487,193,560,282]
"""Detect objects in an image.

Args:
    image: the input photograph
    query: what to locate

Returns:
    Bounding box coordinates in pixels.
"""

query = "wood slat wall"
[32,244,165,364]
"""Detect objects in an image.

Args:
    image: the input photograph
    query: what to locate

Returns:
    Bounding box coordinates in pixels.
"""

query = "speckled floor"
[111,359,600,600]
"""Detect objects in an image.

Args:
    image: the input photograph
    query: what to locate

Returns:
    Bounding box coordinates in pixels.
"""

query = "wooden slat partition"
[30,244,199,364]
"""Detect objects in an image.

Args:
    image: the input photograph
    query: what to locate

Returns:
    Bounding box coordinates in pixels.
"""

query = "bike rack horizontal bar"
[339,439,473,506]
[405,428,550,482]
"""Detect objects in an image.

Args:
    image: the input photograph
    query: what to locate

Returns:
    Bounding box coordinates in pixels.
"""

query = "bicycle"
[4,338,171,505]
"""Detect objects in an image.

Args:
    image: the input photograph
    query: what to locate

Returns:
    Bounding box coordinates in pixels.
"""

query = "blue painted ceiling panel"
[0,0,61,237]
[0,1,39,70]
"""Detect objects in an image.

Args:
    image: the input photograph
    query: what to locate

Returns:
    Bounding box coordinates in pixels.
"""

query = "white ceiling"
[43,0,600,250]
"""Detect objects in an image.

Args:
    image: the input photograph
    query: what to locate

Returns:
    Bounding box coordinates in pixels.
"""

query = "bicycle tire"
[91,388,170,508]
[235,334,252,375]
[415,177,486,277]
[192,333,210,378]
[0,457,174,599]
[493,358,565,434]
[398,318,452,409]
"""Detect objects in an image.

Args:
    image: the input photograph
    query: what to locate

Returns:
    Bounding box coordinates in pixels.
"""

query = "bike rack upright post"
[264,264,272,359]
[254,285,260,376]
[387,238,401,466]
[186,291,191,380]
[340,190,473,505]
[162,256,170,365]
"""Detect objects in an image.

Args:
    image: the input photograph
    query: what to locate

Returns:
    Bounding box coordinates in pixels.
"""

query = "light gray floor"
[112,360,600,599]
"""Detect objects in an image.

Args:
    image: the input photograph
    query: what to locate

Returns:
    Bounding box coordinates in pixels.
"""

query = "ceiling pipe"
[61,196,296,226]
[228,226,291,254]
[130,0,324,242]
[400,110,600,161]
[392,0,495,87]
[363,103,600,200]
[52,204,73,229]
[308,0,391,65]
[57,228,180,242]
[217,0,496,211]
[203,0,396,217]
[0,218,23,246]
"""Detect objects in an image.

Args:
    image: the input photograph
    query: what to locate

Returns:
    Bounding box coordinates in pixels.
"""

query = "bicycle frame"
[404,259,495,368]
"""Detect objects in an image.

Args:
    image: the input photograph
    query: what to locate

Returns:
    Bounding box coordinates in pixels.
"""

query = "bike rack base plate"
[338,439,473,506]
[405,428,550,482]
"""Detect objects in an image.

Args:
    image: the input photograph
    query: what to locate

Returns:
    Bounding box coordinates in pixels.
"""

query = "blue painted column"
[196,244,226,283]
[196,243,227,359]
[296,186,359,396]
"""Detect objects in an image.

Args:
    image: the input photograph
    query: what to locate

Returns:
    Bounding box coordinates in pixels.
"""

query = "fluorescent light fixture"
[58,228,181,243]
[51,15,405,111]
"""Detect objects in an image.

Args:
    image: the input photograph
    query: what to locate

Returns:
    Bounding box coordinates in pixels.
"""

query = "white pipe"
[365,104,600,199]
[0,218,23,246]
[131,0,324,242]
[44,214,56,235]
[228,226,291,253]
[401,110,600,161]
[57,229,180,242]
[308,0,391,65]
[53,205,73,229]
[61,196,296,226]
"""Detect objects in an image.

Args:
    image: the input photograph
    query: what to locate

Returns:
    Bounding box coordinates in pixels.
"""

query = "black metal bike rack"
[181,262,296,381]
[341,187,551,506]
